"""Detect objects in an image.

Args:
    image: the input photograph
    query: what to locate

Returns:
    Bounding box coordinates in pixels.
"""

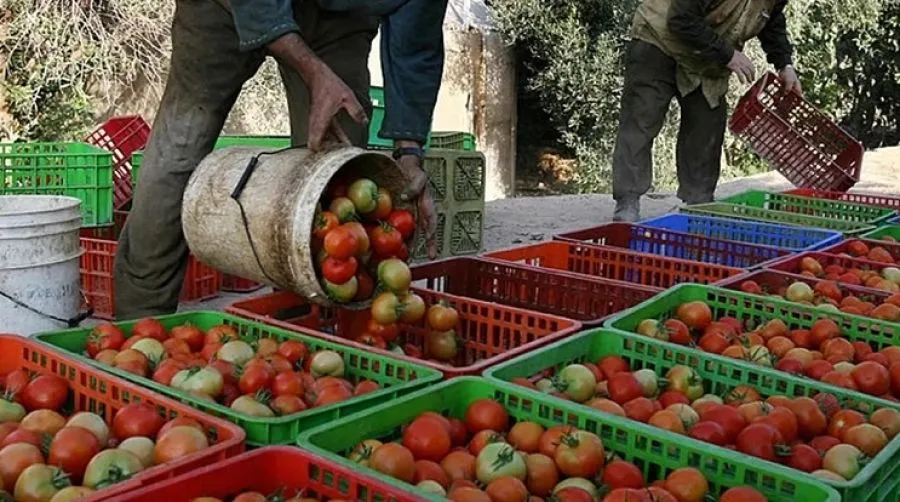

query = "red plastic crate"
[767,251,900,290]
[227,289,582,379]
[116,446,418,502]
[731,72,863,191]
[80,214,220,319]
[482,241,742,288]
[784,188,900,210]
[411,256,658,326]
[84,116,151,209]
[220,273,264,293]
[718,269,889,303]
[823,237,900,262]
[555,222,791,269]
[0,335,245,501]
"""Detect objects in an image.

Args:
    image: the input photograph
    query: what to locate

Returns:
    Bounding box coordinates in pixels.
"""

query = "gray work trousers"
[114,0,378,319]
[612,40,727,204]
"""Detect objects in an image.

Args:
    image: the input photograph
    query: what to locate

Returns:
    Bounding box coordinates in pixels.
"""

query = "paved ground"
[126,146,900,318]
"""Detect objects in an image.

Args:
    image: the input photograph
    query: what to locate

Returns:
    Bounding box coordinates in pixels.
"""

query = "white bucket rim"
[0,195,82,216]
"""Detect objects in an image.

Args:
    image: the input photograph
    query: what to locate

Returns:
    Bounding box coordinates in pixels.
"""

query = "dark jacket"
[229,0,447,143]
[668,0,793,70]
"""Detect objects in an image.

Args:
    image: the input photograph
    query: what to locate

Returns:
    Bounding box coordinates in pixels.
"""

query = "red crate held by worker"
[84,115,151,209]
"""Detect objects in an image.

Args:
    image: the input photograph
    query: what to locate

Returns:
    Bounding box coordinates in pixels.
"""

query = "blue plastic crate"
[639,213,842,252]
[890,215,900,224]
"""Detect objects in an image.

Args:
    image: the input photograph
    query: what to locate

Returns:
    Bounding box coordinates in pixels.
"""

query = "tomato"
[448,486,490,502]
[86,323,126,357]
[785,443,822,473]
[353,380,380,396]
[366,188,393,221]
[268,372,303,398]
[20,410,65,436]
[269,395,306,416]
[649,410,686,434]
[231,493,265,502]
[606,372,643,405]
[46,426,100,483]
[323,277,358,303]
[321,256,358,284]
[695,332,728,354]
[171,367,225,397]
[623,397,656,423]
[553,430,605,480]
[207,359,237,385]
[851,361,890,395]
[329,197,358,223]
[161,338,190,357]
[602,459,644,489]
[553,487,596,502]
[263,354,293,374]
[476,442,526,484]
[441,450,476,482]
[645,487,678,502]
[464,399,509,434]
[154,426,209,464]
[554,364,596,403]
[309,351,345,378]
[870,408,900,439]
[387,210,416,240]
[398,293,426,324]
[371,443,416,482]
[47,486,96,501]
[661,467,708,502]
[348,439,383,468]
[66,413,110,447]
[676,302,712,330]
[371,224,404,257]
[688,421,727,446]
[1,429,41,449]
[485,477,529,502]
[19,375,68,412]
[828,409,866,440]
[427,304,460,332]
[422,330,456,362]
[468,430,503,456]
[112,402,164,440]
[83,449,144,489]
[200,343,222,362]
[205,325,238,346]
[661,318,692,345]
[810,435,841,455]
[0,394,24,425]
[14,464,70,502]
[822,443,863,480]
[274,341,306,367]
[367,320,400,344]
[237,366,272,396]
[130,317,167,341]
[844,423,888,456]
[521,453,558,496]
[323,226,359,260]
[810,319,840,348]
[537,426,574,458]
[166,324,203,353]
[403,416,452,462]
[719,487,767,502]
[506,422,544,453]
[724,385,762,406]
[354,270,376,301]
[665,366,704,401]
[314,210,340,240]
[756,406,799,444]
[0,443,44,489]
[347,178,379,214]
[371,292,402,324]
[788,397,827,439]
[411,459,450,489]
[737,422,787,462]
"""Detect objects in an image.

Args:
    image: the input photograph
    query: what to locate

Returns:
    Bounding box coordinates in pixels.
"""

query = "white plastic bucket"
[0,195,86,335]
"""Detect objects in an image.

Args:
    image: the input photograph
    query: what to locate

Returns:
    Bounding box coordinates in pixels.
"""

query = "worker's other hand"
[395,145,438,260]
[308,63,368,152]
[727,51,756,85]
[779,65,803,97]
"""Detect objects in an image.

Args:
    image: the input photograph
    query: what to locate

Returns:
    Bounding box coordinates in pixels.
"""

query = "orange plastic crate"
[80,212,220,319]
[411,256,658,326]
[116,446,418,502]
[483,241,742,288]
[84,116,151,209]
[227,289,582,378]
[0,335,245,501]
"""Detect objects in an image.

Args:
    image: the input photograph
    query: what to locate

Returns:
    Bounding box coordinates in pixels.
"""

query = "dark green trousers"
[612,40,727,204]
[114,0,378,319]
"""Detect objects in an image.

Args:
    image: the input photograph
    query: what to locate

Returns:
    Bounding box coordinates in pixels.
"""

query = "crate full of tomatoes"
[32,312,442,446]
[0,335,245,501]
[298,378,840,501]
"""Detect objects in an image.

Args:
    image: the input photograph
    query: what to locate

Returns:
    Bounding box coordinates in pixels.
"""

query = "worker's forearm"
[757,1,794,69]
[267,33,324,86]
[668,0,733,66]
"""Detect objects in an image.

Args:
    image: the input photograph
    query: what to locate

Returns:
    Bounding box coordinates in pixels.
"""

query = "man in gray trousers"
[115,0,446,319]
[612,0,802,222]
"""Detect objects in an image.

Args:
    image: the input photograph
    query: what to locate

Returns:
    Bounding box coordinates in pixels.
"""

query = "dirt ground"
[127,145,900,318]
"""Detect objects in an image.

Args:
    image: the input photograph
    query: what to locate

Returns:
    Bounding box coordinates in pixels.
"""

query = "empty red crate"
[784,188,900,210]
[555,222,790,269]
[116,446,418,502]
[0,335,245,501]
[85,116,151,209]
[483,241,742,288]
[221,273,264,293]
[80,213,220,319]
[227,289,581,378]
[411,256,658,326]
[731,72,863,191]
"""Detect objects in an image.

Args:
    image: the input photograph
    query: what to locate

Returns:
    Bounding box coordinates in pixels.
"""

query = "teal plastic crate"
[724,190,897,224]
[299,378,840,502]
[486,328,900,501]
[32,311,442,447]
[1,142,113,226]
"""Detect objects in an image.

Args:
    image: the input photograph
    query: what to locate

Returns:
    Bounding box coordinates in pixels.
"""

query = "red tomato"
[153,359,186,386]
[48,426,101,482]
[675,301,712,330]
[787,443,823,473]
[755,406,799,444]
[355,333,387,350]
[554,430,605,479]
[597,356,629,377]
[370,443,416,482]
[787,397,827,439]
[353,380,380,396]
[688,421,727,446]
[323,226,359,260]
[277,340,308,365]
[413,459,450,488]
[387,210,416,240]
[205,325,238,346]
[736,423,785,462]
[810,435,841,455]
[403,416,452,462]
[132,318,168,341]
[270,395,307,415]
[239,366,273,395]
[447,418,468,446]
[719,487,767,502]
[271,372,305,397]
[828,409,866,440]
[86,323,126,357]
[468,430,504,456]
[658,391,690,408]
[314,211,340,240]
[663,467,709,502]
[171,324,205,352]
[322,256,359,284]
[602,459,644,489]
[370,224,404,257]
[664,319,692,345]
[852,361,890,395]
[19,375,68,412]
[366,320,400,343]
[507,422,544,453]
[623,397,656,423]
[607,373,644,405]
[112,402,164,439]
[464,399,509,434]
[157,417,204,441]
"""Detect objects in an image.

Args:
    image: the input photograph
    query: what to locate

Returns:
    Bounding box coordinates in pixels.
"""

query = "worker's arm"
[757,0,793,69]
[667,0,734,66]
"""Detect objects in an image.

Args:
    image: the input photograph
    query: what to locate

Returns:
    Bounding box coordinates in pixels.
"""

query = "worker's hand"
[779,65,803,96]
[727,51,756,85]
[307,62,369,151]
[395,144,438,260]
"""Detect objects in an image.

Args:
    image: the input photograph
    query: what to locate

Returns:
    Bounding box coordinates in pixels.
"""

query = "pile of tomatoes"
[344,399,768,501]
[835,238,900,264]
[510,357,900,481]
[87,319,379,418]
[737,275,900,322]
[631,300,900,400]
[785,255,900,293]
[0,371,220,501]
[313,175,418,304]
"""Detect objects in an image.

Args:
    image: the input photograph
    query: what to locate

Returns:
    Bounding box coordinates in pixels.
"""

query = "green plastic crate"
[1,142,114,226]
[682,203,875,234]
[409,208,483,261]
[298,377,839,502]
[32,311,442,447]
[486,328,900,501]
[723,190,897,224]
[864,225,900,241]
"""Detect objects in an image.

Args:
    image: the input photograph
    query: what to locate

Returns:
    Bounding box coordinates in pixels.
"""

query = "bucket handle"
[0,289,94,329]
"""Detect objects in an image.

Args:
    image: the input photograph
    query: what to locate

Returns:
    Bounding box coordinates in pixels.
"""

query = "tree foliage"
[492,0,900,193]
